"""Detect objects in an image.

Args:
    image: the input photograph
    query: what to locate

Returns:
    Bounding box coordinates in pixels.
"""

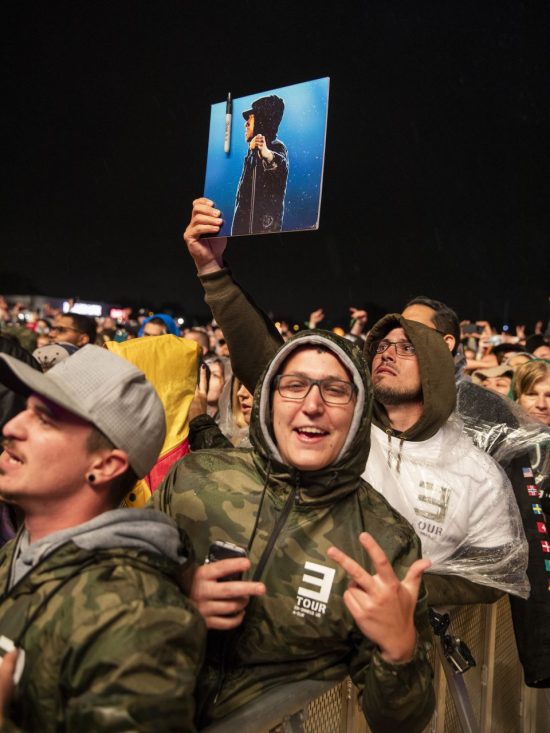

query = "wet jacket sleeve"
[348,537,435,733]
[199,267,283,393]
[424,573,504,606]
[189,414,233,451]
[60,596,204,732]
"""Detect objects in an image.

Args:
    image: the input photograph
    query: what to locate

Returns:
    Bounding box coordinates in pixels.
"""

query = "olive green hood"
[249,330,372,501]
[364,314,456,442]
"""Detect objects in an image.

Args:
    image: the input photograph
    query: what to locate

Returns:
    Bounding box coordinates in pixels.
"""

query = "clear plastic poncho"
[364,416,530,598]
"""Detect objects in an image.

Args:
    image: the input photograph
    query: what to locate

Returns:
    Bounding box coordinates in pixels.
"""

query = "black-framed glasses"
[50,325,83,334]
[274,374,357,405]
[370,340,417,357]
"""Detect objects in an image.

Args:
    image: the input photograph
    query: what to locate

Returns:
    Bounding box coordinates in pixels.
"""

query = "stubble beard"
[373,384,423,406]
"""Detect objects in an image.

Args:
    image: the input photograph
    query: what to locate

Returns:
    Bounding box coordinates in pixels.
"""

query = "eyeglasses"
[274,374,357,405]
[50,325,83,334]
[370,340,417,358]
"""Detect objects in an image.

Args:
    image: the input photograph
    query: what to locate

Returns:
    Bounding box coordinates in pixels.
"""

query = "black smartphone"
[205,540,248,581]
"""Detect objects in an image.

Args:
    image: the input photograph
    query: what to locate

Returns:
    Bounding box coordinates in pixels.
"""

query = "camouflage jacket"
[153,331,434,732]
[0,509,205,732]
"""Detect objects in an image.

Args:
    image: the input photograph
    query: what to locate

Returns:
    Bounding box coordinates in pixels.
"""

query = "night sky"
[2,1,548,330]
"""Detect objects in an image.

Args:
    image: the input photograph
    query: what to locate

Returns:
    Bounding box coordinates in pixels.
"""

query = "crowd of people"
[0,202,549,731]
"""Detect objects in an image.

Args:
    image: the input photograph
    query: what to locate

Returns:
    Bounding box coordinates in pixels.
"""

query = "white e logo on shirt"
[297,561,335,604]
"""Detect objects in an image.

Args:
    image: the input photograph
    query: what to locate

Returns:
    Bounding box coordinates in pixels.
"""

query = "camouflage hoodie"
[153,331,435,732]
[0,509,205,733]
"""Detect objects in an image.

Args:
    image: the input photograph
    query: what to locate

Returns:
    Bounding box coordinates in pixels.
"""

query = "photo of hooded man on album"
[231,94,289,235]
[203,78,329,238]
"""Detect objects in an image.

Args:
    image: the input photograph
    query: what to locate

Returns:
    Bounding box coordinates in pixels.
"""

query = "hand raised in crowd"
[327,532,431,664]
[188,363,208,422]
[0,650,18,727]
[308,308,325,329]
[349,307,368,336]
[516,324,526,341]
[190,558,266,630]
[183,198,227,276]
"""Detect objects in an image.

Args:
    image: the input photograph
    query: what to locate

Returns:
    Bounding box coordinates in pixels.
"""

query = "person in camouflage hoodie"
[0,345,205,732]
[153,330,435,732]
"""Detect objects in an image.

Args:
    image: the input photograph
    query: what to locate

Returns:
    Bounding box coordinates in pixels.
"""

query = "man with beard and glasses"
[361,315,528,604]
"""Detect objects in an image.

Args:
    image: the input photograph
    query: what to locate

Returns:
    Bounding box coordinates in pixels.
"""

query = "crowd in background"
[1,293,549,431]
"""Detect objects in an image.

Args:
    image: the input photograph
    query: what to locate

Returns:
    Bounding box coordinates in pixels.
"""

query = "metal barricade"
[202,597,546,733]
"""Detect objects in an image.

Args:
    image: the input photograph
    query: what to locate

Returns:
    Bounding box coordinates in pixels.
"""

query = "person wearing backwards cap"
[232,94,289,236]
[0,345,205,732]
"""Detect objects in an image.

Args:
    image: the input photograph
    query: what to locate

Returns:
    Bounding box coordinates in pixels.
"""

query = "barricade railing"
[202,596,548,733]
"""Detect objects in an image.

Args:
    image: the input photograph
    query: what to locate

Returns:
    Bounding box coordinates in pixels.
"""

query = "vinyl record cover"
[204,77,330,238]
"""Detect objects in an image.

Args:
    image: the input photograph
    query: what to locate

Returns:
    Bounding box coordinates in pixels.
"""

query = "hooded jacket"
[363,315,529,598]
[0,509,205,733]
[197,270,530,599]
[153,331,434,733]
[364,314,456,441]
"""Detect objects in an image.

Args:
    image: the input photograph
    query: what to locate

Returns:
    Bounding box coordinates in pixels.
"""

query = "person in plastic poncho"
[363,314,529,602]
[153,330,436,732]
[403,298,550,688]
[181,199,529,609]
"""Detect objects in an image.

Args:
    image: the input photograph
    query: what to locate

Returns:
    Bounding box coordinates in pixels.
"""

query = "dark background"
[2,1,549,329]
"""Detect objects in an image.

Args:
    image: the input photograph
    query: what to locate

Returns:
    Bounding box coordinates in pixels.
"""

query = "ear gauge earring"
[87,473,96,484]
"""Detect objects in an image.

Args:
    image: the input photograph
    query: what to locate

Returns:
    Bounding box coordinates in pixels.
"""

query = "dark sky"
[2,1,549,329]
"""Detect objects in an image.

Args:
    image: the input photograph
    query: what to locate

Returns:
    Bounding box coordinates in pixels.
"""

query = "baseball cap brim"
[0,353,93,424]
[472,365,514,380]
[242,108,253,120]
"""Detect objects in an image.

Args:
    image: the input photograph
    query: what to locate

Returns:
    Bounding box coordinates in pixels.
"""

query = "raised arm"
[183,198,283,392]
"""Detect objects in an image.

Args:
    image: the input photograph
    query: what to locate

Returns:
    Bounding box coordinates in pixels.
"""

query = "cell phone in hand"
[205,540,248,582]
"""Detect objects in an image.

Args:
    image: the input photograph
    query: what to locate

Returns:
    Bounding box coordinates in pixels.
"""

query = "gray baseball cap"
[0,344,166,478]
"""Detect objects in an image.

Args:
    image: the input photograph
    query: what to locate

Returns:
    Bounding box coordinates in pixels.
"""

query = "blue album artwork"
[203,77,330,238]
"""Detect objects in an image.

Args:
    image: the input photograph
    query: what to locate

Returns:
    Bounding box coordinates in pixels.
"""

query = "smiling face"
[371,327,423,406]
[518,376,550,426]
[271,348,356,471]
[0,394,94,510]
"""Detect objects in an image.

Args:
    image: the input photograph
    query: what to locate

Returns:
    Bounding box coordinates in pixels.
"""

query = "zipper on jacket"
[211,478,299,708]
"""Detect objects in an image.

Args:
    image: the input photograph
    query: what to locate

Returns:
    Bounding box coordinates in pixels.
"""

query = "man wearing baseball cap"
[0,345,205,732]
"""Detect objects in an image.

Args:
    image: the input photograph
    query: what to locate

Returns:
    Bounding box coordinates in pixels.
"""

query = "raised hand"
[327,532,430,663]
[183,197,228,275]
[308,308,325,329]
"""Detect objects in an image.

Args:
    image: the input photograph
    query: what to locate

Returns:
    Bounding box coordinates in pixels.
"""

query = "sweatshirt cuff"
[198,265,231,284]
[372,634,425,674]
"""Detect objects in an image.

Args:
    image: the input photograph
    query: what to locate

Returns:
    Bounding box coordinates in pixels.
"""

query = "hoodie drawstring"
[247,460,271,556]
[385,429,405,474]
